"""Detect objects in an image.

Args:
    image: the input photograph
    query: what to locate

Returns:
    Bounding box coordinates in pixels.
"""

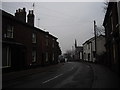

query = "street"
[3,61,120,88]
[1,2,120,89]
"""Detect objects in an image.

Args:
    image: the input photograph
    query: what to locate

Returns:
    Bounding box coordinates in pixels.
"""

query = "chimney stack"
[15,8,26,22]
[27,10,34,26]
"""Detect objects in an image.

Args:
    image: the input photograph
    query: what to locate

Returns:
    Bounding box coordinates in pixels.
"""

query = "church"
[74,39,83,60]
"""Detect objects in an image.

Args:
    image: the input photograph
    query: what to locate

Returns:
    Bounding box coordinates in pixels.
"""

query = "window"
[113,45,116,63]
[87,44,89,50]
[2,47,11,68]
[52,39,55,48]
[93,51,96,58]
[32,33,36,43]
[46,52,48,62]
[46,35,48,46]
[52,42,54,48]
[52,53,54,61]
[84,53,86,60]
[32,49,36,62]
[6,25,14,38]
[88,44,90,49]
[46,39,48,46]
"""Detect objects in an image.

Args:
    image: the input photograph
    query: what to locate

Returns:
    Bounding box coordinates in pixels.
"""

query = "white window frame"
[6,25,14,38]
[2,47,11,68]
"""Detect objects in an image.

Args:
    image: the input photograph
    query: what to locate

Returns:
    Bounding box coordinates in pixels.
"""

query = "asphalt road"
[3,62,94,88]
[3,62,120,88]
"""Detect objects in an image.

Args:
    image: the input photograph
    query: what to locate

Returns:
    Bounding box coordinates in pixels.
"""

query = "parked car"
[59,55,65,63]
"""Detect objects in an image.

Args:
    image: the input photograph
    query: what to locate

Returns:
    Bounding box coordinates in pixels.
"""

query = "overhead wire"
[2,3,87,28]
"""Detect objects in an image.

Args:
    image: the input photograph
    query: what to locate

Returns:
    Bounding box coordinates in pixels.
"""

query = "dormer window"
[6,25,14,38]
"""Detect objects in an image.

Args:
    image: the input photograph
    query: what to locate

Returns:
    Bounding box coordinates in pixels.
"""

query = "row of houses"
[1,8,61,72]
[103,2,120,74]
[82,35,106,63]
[82,2,120,74]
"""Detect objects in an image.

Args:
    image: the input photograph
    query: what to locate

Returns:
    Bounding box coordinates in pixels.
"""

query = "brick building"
[2,8,61,72]
[103,2,120,74]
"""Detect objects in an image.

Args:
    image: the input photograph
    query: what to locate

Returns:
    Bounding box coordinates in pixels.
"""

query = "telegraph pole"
[117,1,120,70]
[94,20,97,61]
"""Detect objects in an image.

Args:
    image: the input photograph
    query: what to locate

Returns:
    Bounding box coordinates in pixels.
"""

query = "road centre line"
[42,74,63,84]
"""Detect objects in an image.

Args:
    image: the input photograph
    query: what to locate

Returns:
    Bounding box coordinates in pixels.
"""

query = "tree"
[96,26,105,36]
[103,0,109,13]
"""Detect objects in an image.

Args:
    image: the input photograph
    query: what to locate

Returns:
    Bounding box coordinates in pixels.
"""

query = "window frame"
[2,47,11,68]
[6,25,14,38]
[32,49,36,62]
[32,33,37,43]
[46,52,48,62]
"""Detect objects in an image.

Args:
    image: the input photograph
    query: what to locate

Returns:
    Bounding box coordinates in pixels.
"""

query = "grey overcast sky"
[2,1,106,54]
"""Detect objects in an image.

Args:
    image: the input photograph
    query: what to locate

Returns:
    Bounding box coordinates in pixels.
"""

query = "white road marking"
[42,74,63,84]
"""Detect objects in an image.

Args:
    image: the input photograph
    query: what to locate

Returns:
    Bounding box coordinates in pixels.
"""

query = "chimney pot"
[27,10,34,26]
[15,8,26,22]
[23,8,25,11]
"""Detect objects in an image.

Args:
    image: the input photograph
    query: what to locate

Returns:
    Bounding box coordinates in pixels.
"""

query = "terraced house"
[2,8,61,72]
[103,2,120,74]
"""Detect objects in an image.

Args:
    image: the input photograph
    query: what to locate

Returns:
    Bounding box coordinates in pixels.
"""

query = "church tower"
[75,39,77,48]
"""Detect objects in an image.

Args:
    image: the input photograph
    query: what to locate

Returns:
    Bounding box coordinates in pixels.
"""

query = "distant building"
[83,35,106,63]
[74,39,83,60]
[2,8,61,72]
[103,2,120,74]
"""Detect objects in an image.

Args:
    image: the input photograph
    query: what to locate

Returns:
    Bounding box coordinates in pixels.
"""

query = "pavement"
[89,63,120,88]
[2,63,64,82]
